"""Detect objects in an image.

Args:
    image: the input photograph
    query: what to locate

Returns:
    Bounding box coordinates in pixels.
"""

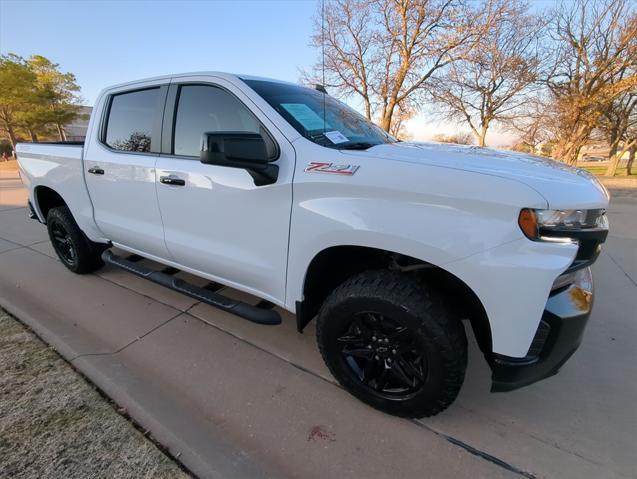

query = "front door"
[84,84,170,260]
[155,79,294,304]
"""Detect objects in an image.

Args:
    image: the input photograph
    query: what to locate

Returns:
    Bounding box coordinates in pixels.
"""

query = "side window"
[104,88,160,153]
[173,85,261,157]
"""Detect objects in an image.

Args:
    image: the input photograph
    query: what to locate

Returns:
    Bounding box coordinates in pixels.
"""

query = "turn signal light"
[518,208,538,240]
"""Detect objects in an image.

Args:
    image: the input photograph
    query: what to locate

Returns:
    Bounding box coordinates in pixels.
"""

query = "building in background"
[64,106,92,141]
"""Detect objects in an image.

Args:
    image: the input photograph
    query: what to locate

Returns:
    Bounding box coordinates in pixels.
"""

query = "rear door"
[154,77,294,304]
[84,83,171,259]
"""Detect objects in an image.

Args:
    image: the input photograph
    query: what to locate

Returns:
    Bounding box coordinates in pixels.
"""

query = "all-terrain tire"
[46,206,106,274]
[316,270,467,418]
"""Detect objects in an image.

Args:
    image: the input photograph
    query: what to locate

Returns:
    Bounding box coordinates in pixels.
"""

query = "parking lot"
[0,169,635,479]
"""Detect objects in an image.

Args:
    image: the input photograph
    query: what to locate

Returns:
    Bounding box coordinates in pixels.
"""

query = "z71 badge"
[305,162,360,175]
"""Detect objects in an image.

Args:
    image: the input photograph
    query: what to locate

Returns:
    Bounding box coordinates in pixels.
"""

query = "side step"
[102,250,282,325]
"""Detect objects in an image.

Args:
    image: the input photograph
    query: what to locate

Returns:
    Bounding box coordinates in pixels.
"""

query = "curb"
[0,296,272,479]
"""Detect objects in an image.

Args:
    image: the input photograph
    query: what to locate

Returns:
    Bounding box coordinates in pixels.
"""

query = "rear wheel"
[47,206,106,274]
[316,270,467,417]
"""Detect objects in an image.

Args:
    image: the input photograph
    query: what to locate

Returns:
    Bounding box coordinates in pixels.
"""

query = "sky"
[0,0,547,145]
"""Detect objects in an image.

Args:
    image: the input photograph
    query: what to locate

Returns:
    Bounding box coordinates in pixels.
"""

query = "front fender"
[287,152,546,299]
[285,146,565,357]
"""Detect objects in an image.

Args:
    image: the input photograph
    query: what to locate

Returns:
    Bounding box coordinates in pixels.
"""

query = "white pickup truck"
[16,72,610,417]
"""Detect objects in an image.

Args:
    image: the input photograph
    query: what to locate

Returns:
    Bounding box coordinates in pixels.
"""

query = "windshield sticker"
[281,103,327,131]
[324,130,349,144]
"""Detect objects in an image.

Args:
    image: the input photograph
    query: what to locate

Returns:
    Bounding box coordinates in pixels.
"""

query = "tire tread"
[47,206,105,274]
[316,270,467,417]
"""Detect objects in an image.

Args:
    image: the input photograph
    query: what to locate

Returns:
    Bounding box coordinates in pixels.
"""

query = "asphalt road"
[0,169,635,479]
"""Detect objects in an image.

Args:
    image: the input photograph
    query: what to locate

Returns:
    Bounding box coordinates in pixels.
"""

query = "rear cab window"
[103,88,162,153]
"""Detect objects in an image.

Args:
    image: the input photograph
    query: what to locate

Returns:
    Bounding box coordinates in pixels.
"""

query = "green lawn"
[581,166,632,176]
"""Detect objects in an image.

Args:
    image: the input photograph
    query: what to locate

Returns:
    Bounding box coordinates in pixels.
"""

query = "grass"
[581,166,632,176]
[0,309,190,479]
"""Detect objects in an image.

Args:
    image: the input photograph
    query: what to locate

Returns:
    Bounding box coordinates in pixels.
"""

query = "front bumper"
[491,267,593,392]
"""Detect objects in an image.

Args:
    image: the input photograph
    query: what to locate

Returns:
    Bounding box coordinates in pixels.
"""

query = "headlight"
[518,208,608,241]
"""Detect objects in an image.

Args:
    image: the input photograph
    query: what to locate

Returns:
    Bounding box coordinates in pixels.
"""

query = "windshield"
[242,79,396,149]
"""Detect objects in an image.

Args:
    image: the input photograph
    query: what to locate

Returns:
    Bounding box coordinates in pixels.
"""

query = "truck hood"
[342,141,609,209]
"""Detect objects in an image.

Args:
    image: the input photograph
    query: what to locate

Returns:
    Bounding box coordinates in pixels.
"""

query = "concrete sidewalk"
[0,309,189,479]
[1,171,635,478]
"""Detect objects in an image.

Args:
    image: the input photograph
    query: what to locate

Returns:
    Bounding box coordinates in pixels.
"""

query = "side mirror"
[200,132,278,186]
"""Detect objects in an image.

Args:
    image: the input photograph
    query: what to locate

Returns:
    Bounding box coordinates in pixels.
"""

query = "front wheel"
[47,206,106,274]
[316,270,467,418]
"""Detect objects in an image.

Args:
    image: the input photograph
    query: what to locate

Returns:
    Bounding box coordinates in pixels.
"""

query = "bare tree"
[506,92,556,156]
[628,143,636,175]
[388,99,416,139]
[600,88,637,175]
[429,0,542,146]
[112,132,151,153]
[307,0,489,133]
[545,0,637,165]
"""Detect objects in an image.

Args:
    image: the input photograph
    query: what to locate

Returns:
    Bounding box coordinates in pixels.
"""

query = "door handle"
[88,167,104,175]
[159,175,186,186]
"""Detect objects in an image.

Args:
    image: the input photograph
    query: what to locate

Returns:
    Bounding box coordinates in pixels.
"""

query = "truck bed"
[16,142,84,163]
[15,142,102,242]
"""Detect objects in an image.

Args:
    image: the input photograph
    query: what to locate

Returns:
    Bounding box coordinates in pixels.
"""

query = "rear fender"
[16,144,106,242]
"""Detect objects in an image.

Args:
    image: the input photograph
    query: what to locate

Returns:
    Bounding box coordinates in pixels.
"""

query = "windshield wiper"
[338,142,379,150]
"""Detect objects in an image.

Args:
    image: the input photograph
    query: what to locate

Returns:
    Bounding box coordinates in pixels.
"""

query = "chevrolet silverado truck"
[16,72,610,417]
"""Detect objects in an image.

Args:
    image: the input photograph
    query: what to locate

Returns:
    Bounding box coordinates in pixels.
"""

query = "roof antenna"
[321,0,326,133]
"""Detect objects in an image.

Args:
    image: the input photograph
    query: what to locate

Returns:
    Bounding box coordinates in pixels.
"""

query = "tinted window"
[105,88,160,152]
[173,85,261,157]
[243,79,395,150]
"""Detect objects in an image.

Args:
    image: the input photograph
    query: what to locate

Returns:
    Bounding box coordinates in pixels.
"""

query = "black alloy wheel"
[46,206,106,274]
[338,312,428,398]
[49,218,77,267]
[317,270,467,417]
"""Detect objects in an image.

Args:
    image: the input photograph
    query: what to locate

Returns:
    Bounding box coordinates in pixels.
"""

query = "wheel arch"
[296,245,493,356]
[33,185,67,223]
